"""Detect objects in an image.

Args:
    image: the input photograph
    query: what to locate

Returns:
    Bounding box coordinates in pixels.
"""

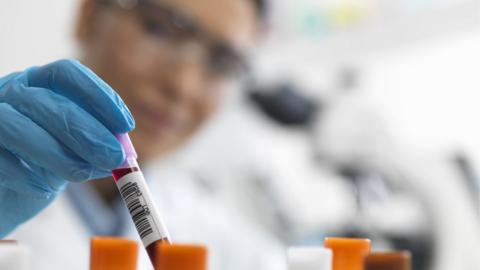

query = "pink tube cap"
[115,134,137,160]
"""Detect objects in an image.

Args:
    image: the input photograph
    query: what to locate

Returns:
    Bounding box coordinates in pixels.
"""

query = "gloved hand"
[0,59,135,238]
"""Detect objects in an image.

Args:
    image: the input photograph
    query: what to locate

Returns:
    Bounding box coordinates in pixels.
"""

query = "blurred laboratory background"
[1,1,480,270]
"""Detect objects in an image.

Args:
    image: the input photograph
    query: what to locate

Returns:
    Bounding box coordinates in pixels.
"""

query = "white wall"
[0,0,77,74]
[363,30,480,161]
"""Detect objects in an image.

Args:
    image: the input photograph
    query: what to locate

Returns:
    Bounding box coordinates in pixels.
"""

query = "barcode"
[119,182,154,239]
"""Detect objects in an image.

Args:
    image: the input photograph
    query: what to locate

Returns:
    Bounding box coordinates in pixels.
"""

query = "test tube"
[364,251,412,270]
[324,237,371,270]
[153,243,208,270]
[113,134,171,265]
[287,246,332,270]
[89,237,139,270]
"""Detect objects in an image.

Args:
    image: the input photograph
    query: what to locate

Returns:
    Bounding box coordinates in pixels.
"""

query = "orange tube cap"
[154,244,207,270]
[89,237,139,270]
[324,237,371,270]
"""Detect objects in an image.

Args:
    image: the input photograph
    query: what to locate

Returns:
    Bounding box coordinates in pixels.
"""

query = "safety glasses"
[96,0,249,81]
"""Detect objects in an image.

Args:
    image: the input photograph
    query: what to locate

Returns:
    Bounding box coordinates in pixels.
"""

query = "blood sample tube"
[324,237,371,270]
[364,251,412,270]
[154,243,207,270]
[113,134,171,266]
[287,246,332,270]
[89,237,139,270]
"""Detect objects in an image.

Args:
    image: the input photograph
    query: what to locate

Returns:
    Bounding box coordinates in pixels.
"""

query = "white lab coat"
[10,163,287,270]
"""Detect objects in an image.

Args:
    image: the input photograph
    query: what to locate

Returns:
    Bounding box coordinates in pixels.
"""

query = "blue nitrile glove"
[0,59,135,237]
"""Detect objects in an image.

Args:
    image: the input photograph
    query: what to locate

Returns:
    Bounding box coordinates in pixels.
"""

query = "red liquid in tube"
[112,167,139,181]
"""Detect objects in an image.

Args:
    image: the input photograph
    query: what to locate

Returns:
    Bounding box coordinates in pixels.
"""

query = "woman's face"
[77,0,258,161]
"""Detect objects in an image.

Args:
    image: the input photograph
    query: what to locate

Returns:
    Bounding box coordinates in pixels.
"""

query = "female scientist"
[0,0,285,269]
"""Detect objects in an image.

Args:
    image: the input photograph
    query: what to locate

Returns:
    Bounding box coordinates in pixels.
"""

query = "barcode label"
[116,171,170,247]
[119,182,154,239]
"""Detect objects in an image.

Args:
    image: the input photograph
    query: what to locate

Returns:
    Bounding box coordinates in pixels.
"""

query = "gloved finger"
[23,156,111,192]
[0,147,65,198]
[0,72,20,89]
[0,103,104,182]
[23,59,135,134]
[0,83,125,169]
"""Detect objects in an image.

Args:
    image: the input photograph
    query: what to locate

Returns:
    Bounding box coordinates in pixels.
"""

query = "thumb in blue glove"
[0,59,135,237]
